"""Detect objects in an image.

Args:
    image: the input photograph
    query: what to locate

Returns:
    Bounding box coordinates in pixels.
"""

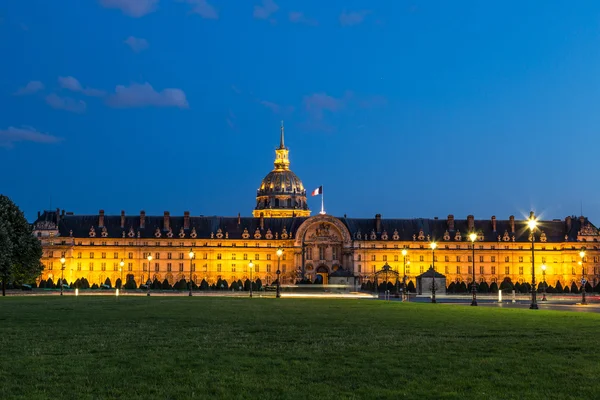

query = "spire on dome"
[279,120,285,149]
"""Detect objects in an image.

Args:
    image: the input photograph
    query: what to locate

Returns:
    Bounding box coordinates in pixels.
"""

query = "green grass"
[0,297,598,400]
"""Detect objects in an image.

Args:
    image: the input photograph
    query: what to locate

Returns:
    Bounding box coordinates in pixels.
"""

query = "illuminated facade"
[34,127,600,290]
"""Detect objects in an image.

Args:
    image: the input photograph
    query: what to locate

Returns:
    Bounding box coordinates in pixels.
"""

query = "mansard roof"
[32,210,597,243]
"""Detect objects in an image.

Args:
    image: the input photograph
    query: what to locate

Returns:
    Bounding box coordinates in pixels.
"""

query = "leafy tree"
[458,282,468,293]
[200,279,209,291]
[563,285,570,293]
[231,281,239,291]
[46,277,55,289]
[489,282,499,293]
[244,279,251,291]
[38,279,46,289]
[499,279,514,291]
[407,280,416,293]
[151,278,161,290]
[256,278,263,291]
[115,278,122,289]
[29,281,37,289]
[80,278,90,289]
[161,279,172,290]
[447,282,456,293]
[555,281,563,292]
[124,278,137,290]
[104,278,112,288]
[222,280,229,290]
[237,279,243,290]
[216,278,223,290]
[478,281,490,293]
[570,282,579,293]
[91,283,99,289]
[0,195,43,296]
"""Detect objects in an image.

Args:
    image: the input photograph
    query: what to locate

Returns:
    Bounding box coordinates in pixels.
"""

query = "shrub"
[478,281,489,293]
[80,278,90,289]
[200,279,209,291]
[256,278,263,291]
[407,281,416,293]
[585,282,593,293]
[46,278,54,289]
[104,278,112,288]
[555,281,563,292]
[563,285,570,293]
[124,279,137,290]
[221,280,229,290]
[489,282,499,293]
[115,278,122,289]
[151,278,161,290]
[231,281,239,291]
[244,279,251,291]
[216,278,223,290]
[499,280,513,291]
[161,279,172,290]
[29,281,37,289]
[38,279,46,289]
[91,283,99,289]
[457,282,467,293]
[237,279,243,290]
[570,282,579,293]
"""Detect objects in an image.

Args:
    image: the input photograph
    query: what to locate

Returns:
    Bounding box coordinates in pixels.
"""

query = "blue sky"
[2,0,600,223]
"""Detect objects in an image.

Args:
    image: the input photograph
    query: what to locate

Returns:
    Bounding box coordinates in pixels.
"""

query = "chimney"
[447,215,455,231]
[566,216,572,232]
[61,209,65,216]
[56,208,60,225]
[140,211,146,229]
[579,215,585,227]
[509,215,515,233]
[491,216,497,232]
[184,211,190,229]
[120,211,125,228]
[164,211,170,231]
[375,214,382,233]
[99,210,105,228]
[467,215,474,231]
[260,212,264,230]
[237,213,241,225]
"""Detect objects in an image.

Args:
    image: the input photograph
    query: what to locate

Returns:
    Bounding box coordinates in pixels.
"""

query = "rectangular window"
[217,264,222,272]
[358,265,362,273]
[77,252,82,259]
[255,264,259,273]
[90,252,94,259]
[445,266,449,274]
[49,251,54,258]
[491,256,496,262]
[505,256,509,262]
[167,263,172,272]
[243,253,248,260]
[232,264,236,272]
[479,266,484,275]
[128,252,133,259]
[456,256,460,262]
[283,254,287,261]
[519,266,523,275]
[358,255,362,261]
[77,262,82,271]
[518,256,523,262]
[143,263,147,272]
[505,266,510,275]
[371,255,376,261]
[419,255,424,262]
[114,252,118,259]
[232,254,236,260]
[479,256,484,262]
[420,266,424,274]
[319,247,325,260]
[154,263,159,272]
[383,255,387,261]
[267,264,271,272]
[179,263,184,272]
[468,266,472,274]
[179,253,184,259]
[48,262,53,270]
[491,266,496,274]
[406,265,410,274]
[128,262,133,272]
[113,262,118,271]
[167,253,172,259]
[89,262,94,271]
[267,254,271,261]
[155,253,160,260]
[456,266,460,274]
[444,256,449,262]
[541,257,546,263]
[394,255,398,262]
[102,252,106,259]
[468,256,472,262]
[203,253,208,260]
[255,254,259,260]
[217,253,222,260]
[101,262,106,271]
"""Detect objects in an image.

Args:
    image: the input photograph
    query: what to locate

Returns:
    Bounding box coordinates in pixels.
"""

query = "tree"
[447,282,456,293]
[244,279,251,291]
[124,278,137,290]
[555,281,563,293]
[115,278,122,289]
[570,282,579,293]
[585,282,593,293]
[0,195,43,296]
[478,281,490,293]
[489,282,499,293]
[161,279,172,290]
[46,277,55,289]
[407,280,416,293]
[255,278,263,291]
[104,278,112,288]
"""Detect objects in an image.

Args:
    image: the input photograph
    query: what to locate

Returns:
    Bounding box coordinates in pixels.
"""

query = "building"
[33,127,600,290]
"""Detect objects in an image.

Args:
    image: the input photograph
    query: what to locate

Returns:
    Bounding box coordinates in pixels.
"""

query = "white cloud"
[186,0,218,19]
[107,82,189,108]
[124,36,149,52]
[45,94,87,113]
[58,76,105,97]
[0,126,61,148]
[289,11,317,25]
[99,0,158,17]
[254,0,278,19]
[340,10,370,26]
[14,81,44,95]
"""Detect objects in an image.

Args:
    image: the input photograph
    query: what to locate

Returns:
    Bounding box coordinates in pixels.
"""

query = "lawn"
[0,297,598,399]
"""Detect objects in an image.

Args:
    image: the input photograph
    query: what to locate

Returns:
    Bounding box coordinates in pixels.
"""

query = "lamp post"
[527,212,538,310]
[60,257,66,296]
[469,233,478,306]
[119,259,124,290]
[146,254,152,297]
[580,248,587,305]
[430,242,437,303]
[188,249,195,297]
[276,248,283,298]
[541,264,547,301]
[248,261,254,298]
[402,248,408,302]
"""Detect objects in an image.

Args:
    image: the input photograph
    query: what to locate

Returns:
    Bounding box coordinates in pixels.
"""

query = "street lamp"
[248,261,254,298]
[527,211,538,309]
[401,248,408,302]
[60,257,66,296]
[188,249,195,297]
[430,242,437,303]
[541,264,547,301]
[146,254,152,297]
[579,248,587,305]
[276,248,283,298]
[469,232,478,306]
[119,259,124,290]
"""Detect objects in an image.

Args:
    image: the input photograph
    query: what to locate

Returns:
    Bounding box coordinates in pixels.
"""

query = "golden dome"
[253,123,311,218]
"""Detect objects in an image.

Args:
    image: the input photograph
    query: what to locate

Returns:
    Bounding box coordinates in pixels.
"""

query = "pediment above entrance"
[294,215,351,246]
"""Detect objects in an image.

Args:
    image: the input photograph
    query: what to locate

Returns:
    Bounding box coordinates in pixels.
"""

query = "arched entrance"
[316,265,329,284]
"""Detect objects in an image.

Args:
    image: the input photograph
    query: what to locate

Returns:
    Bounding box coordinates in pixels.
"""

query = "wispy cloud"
[186,0,218,19]
[304,93,346,120]
[124,36,149,52]
[45,94,87,113]
[0,126,61,148]
[289,11,317,25]
[14,81,44,95]
[260,100,294,115]
[340,10,370,26]
[254,0,278,20]
[107,82,189,108]
[99,0,158,17]
[58,76,105,97]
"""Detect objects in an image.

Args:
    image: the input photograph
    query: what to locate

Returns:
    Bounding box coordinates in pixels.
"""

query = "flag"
[311,186,323,196]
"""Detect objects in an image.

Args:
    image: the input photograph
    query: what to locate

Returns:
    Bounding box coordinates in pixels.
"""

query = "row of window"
[47,262,287,274]
[356,254,595,263]
[354,264,598,276]
[49,251,288,261]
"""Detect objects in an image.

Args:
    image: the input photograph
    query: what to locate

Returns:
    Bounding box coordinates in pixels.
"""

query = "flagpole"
[320,186,325,215]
